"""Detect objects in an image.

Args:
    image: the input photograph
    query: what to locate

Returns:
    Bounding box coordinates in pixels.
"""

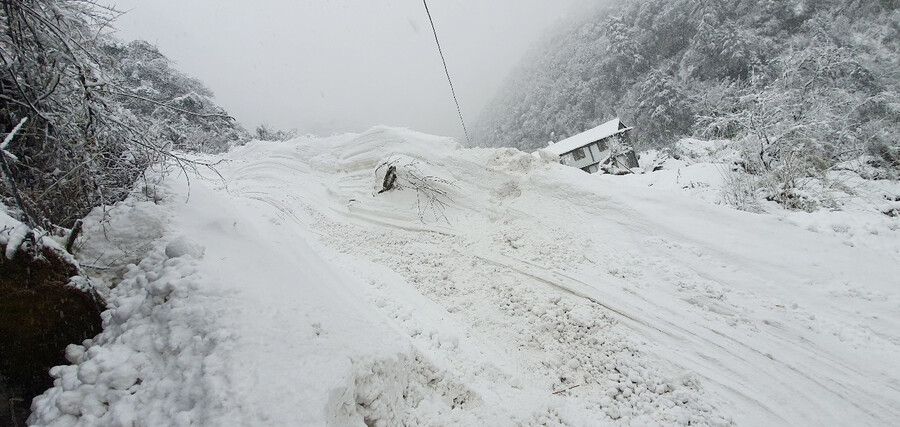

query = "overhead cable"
[422,0,471,145]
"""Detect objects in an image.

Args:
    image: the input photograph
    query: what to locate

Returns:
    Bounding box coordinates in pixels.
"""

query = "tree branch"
[105,88,235,121]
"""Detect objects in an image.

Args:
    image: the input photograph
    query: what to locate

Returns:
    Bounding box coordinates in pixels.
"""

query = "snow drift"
[30,127,900,426]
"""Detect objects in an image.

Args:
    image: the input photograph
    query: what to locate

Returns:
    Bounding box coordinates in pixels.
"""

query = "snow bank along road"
[32,128,900,426]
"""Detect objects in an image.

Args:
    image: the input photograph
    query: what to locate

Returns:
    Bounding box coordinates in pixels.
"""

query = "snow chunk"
[164,236,204,259]
[536,148,561,163]
[3,222,30,259]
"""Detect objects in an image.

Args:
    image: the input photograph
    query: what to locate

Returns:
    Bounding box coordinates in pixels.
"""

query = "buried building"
[543,118,639,174]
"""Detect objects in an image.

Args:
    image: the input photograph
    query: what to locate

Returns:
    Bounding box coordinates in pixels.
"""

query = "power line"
[422,0,470,145]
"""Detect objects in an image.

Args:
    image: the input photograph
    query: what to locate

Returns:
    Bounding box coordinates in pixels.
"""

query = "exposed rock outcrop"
[0,240,103,426]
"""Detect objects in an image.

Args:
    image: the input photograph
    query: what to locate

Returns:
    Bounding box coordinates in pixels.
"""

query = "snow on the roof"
[544,118,631,156]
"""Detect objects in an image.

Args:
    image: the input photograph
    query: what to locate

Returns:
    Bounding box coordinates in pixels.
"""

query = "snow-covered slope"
[31,128,900,426]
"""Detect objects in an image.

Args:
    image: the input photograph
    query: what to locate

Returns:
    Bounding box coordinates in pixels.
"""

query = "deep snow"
[29,127,900,426]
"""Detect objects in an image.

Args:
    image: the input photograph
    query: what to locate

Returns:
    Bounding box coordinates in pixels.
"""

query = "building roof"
[544,118,631,156]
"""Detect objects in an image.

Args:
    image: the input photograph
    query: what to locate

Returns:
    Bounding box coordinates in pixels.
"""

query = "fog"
[104,0,594,140]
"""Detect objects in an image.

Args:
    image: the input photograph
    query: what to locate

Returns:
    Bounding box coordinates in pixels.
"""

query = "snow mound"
[30,245,235,426]
[32,127,900,426]
[331,354,482,426]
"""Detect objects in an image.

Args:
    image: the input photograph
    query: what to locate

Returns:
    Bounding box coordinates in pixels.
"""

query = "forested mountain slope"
[475,0,899,170]
[103,40,249,154]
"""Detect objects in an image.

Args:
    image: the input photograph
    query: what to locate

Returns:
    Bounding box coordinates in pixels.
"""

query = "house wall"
[561,147,592,170]
[592,141,611,166]
[561,139,612,172]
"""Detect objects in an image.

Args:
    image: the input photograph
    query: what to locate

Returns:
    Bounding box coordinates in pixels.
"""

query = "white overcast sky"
[103,0,595,140]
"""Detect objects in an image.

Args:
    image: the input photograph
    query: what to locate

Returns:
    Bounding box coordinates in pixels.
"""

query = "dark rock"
[0,241,104,426]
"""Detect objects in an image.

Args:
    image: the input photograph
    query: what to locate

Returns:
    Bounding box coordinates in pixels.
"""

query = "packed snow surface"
[31,128,900,426]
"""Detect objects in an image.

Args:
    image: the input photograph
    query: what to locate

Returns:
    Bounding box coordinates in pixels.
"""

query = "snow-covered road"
[32,128,900,426]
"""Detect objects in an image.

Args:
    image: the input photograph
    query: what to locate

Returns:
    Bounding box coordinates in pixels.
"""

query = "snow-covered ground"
[30,128,900,426]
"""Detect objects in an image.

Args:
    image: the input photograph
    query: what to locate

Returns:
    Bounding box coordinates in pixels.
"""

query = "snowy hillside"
[31,128,900,426]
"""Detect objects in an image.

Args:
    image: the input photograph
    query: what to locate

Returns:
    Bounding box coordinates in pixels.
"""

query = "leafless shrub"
[696,41,891,210]
[374,156,458,224]
[716,164,761,212]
